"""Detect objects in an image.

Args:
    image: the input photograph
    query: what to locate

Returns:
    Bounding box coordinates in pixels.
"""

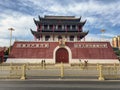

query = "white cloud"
[0,14,35,47]
[98,33,116,38]
[0,38,10,47]
[0,0,120,47]
[86,33,111,42]
[24,0,120,26]
[86,34,100,41]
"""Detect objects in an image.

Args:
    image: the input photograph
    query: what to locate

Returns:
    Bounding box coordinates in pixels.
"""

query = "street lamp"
[101,29,106,41]
[8,28,15,54]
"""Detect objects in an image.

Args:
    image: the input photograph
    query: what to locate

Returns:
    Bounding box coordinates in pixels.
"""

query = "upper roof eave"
[39,15,81,20]
[30,29,89,37]
[33,15,87,26]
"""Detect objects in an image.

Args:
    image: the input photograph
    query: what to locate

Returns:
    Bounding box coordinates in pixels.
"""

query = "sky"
[0,0,120,47]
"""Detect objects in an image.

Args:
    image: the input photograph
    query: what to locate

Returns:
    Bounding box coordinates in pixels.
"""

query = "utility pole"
[8,28,15,54]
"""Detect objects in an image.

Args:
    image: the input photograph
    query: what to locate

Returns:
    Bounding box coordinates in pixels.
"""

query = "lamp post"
[8,28,15,54]
[101,29,106,41]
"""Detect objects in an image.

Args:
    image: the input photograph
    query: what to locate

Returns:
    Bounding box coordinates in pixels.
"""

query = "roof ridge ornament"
[38,15,41,21]
[33,18,37,25]
[79,16,81,21]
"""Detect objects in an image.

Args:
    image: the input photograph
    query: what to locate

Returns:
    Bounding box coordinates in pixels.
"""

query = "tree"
[112,47,120,57]
[115,50,120,56]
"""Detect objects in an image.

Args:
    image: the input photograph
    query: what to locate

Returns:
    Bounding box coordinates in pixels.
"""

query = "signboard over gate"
[16,43,49,48]
[74,43,108,48]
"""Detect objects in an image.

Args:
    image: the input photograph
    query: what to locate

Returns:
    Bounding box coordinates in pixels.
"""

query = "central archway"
[56,48,69,63]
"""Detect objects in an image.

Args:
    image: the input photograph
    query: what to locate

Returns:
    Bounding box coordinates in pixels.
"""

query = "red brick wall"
[9,41,117,59]
[0,49,4,62]
[9,42,58,59]
[66,42,117,59]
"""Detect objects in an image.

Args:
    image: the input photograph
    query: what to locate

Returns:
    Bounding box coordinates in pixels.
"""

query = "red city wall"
[67,42,117,59]
[0,48,4,62]
[9,41,58,59]
[9,41,117,59]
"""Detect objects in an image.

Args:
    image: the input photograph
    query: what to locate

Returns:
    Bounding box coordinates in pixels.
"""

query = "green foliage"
[115,50,120,56]
[113,47,120,56]
[4,48,9,55]
[113,47,119,51]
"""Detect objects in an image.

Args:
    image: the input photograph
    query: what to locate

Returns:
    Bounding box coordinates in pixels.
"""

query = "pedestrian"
[41,60,43,67]
[79,59,81,66]
[84,60,88,69]
[43,60,46,67]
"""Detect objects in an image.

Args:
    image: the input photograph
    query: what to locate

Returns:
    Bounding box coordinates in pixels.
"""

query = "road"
[0,79,120,90]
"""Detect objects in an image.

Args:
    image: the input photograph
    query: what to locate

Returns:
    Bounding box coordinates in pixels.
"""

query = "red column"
[78,25,82,32]
[52,25,54,41]
[2,51,4,62]
[37,24,39,31]
[40,24,42,32]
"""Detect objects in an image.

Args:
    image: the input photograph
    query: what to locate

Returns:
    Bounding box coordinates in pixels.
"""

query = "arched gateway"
[56,48,69,63]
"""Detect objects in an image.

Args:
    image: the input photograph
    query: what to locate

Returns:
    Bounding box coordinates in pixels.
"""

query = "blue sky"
[0,0,120,46]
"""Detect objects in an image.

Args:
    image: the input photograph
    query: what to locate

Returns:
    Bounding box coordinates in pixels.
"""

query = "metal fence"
[0,62,120,80]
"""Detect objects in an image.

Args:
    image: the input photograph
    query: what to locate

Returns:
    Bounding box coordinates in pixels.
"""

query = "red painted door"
[56,48,69,63]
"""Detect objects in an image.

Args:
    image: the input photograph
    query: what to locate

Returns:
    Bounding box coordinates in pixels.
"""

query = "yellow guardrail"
[98,63,120,80]
[0,62,120,80]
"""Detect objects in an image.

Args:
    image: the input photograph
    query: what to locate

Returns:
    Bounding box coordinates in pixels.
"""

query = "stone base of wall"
[6,58,119,64]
